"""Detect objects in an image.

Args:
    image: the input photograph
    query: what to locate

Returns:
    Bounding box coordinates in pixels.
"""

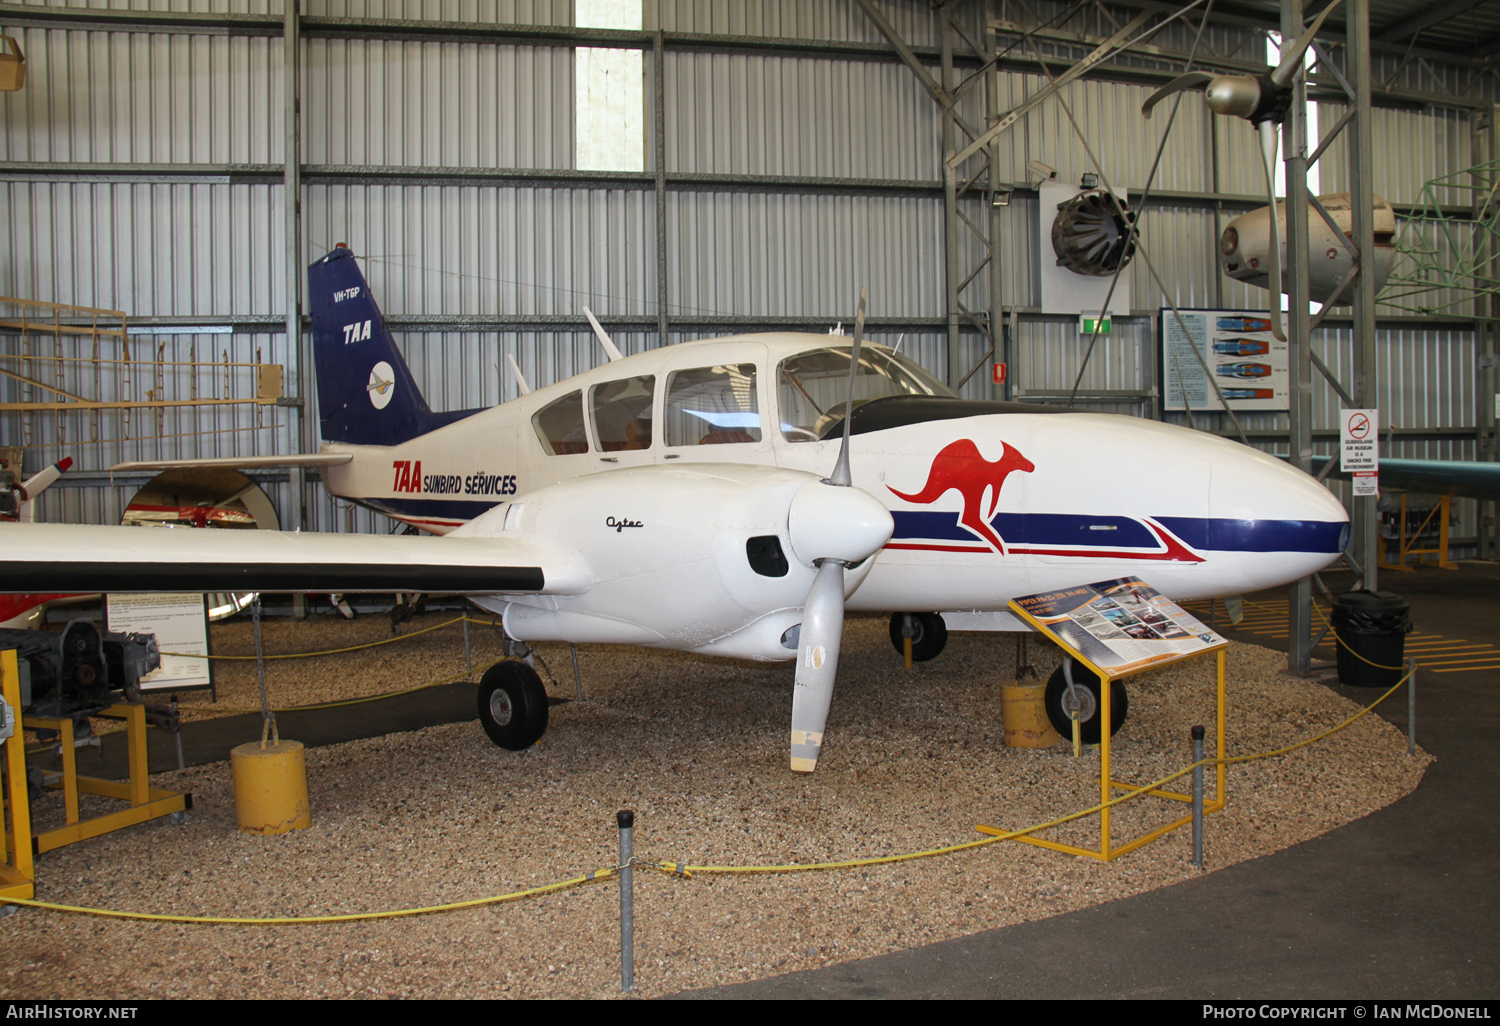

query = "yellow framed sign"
[983,576,1229,861]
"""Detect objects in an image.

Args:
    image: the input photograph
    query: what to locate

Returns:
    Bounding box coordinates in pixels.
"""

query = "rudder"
[308,245,435,446]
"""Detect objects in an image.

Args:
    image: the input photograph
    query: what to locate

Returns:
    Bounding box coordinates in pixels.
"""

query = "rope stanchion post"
[1191,725,1205,869]
[462,616,471,673]
[1408,656,1417,757]
[571,644,582,703]
[617,810,635,992]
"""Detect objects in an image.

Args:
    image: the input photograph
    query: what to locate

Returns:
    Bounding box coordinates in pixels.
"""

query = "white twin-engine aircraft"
[4,246,1349,772]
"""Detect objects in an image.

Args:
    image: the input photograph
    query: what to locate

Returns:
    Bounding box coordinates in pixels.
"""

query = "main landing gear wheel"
[888,612,948,662]
[1043,660,1128,745]
[477,660,549,750]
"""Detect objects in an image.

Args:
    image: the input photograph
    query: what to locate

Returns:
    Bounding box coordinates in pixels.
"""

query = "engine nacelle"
[458,464,890,661]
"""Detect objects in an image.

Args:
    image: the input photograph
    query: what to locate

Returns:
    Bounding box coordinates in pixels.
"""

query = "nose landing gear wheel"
[887,612,948,662]
[1043,660,1128,745]
[477,660,549,750]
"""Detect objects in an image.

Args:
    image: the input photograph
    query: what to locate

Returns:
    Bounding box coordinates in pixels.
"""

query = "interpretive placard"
[1160,308,1289,414]
[1008,577,1227,678]
[105,593,214,693]
[1340,408,1380,497]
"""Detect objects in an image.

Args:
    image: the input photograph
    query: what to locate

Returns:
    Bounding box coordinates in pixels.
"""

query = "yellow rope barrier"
[2,869,616,925]
[20,666,1417,923]
[161,614,477,661]
[181,657,505,715]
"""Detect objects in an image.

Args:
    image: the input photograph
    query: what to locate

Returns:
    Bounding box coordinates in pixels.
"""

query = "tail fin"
[308,246,478,447]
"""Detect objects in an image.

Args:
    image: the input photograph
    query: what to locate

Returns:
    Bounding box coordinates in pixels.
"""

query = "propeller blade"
[830,286,867,489]
[1271,0,1343,90]
[1256,120,1288,343]
[1140,72,1214,119]
[790,558,847,773]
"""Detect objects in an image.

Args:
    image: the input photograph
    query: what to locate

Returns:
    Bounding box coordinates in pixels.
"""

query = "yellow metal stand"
[979,647,1227,861]
[1380,493,1458,572]
[0,651,34,900]
[24,702,189,854]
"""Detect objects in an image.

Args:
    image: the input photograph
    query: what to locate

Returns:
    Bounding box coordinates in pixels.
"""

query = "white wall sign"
[1160,309,1290,413]
[1340,408,1380,497]
[105,593,214,693]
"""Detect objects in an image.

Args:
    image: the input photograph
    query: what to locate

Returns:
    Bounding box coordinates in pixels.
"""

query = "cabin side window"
[664,364,761,446]
[591,375,656,451]
[531,390,590,455]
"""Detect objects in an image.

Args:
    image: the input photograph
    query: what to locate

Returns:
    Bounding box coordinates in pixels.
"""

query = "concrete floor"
[677,562,1500,999]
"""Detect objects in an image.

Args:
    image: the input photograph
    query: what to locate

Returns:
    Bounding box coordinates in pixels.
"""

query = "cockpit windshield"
[778,345,956,442]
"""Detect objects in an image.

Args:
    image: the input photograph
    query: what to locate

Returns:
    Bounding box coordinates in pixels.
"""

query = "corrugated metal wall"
[1,0,1490,550]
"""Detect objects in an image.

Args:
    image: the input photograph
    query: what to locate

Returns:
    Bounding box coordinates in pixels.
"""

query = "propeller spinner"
[786,287,894,772]
[1140,0,1343,343]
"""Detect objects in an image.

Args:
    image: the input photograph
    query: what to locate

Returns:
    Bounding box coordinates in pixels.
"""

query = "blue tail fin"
[308,246,478,447]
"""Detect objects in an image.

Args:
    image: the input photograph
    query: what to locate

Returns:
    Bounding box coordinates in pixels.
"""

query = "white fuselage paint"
[318,333,1347,619]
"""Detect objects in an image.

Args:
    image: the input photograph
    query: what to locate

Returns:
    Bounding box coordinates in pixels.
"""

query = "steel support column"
[1348,0,1379,590]
[1473,105,1499,559]
[987,0,1008,401]
[283,0,305,537]
[1284,0,1316,675]
[941,9,963,388]
[653,31,669,350]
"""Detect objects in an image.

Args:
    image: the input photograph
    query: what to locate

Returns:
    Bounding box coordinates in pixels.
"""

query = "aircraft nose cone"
[787,480,894,567]
[1213,448,1348,547]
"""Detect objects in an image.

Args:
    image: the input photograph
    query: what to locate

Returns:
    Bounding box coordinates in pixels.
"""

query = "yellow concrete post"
[999,682,1062,747]
[231,740,311,835]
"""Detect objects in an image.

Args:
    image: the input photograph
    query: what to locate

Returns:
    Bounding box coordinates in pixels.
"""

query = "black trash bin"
[1331,590,1412,687]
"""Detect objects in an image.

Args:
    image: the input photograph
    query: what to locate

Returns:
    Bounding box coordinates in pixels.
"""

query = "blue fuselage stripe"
[891,511,1345,554]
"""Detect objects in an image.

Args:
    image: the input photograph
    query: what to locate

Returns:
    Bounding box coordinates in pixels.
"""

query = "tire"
[1043,661,1128,744]
[477,660,549,750]
[887,612,949,662]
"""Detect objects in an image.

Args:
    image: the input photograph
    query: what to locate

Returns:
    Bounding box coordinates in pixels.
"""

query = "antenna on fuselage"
[582,307,625,363]
[506,352,532,396]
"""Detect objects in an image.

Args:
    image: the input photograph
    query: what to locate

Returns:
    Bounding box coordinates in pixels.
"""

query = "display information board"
[1008,577,1227,678]
[1160,308,1289,414]
[105,593,213,693]
[1340,407,1380,497]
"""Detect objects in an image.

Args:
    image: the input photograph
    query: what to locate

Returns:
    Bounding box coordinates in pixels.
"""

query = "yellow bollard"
[231,740,311,835]
[1000,682,1063,748]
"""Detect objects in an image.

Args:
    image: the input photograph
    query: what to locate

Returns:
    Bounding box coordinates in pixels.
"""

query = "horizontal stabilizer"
[111,454,353,474]
[1,524,589,596]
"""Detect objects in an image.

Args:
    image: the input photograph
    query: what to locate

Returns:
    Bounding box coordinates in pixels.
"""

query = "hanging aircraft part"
[1051,191,1137,276]
[1218,193,1396,302]
[1139,0,1344,342]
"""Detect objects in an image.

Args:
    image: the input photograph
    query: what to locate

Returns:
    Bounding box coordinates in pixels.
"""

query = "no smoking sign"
[1340,408,1379,496]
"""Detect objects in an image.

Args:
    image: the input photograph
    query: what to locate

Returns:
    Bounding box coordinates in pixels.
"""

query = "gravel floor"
[1,611,1430,999]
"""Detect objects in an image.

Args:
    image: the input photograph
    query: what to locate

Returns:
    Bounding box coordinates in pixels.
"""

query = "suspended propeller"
[1140,0,1343,343]
[786,287,893,773]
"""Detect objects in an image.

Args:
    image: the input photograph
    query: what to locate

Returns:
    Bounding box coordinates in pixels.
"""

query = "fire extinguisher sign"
[1340,408,1379,496]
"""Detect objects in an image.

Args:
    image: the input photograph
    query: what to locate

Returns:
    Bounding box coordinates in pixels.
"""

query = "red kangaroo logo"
[888,439,1033,554]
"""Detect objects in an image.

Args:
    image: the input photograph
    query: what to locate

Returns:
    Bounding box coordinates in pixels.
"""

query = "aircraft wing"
[1,523,587,596]
[110,454,353,473]
[1310,456,1500,501]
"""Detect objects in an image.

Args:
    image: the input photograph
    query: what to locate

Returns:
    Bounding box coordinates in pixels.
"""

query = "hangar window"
[575,0,644,173]
[664,365,761,446]
[532,390,590,455]
[778,346,954,442]
[591,375,656,451]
